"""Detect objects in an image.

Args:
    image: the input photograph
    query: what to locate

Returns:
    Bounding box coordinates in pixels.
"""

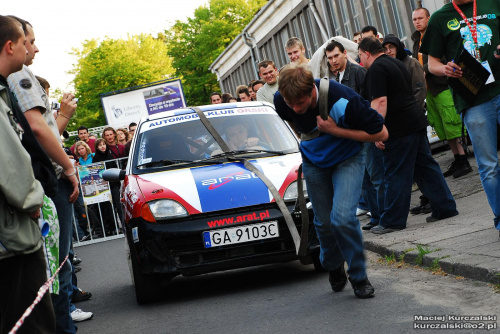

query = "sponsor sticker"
[132,227,139,243]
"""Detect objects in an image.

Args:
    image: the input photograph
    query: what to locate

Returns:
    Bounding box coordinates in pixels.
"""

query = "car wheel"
[128,238,165,304]
[312,250,326,273]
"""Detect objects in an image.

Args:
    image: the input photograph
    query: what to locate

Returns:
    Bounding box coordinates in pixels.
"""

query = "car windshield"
[132,106,299,174]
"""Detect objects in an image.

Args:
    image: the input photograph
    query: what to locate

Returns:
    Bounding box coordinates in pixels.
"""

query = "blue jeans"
[463,94,500,229]
[379,130,457,229]
[51,178,77,334]
[73,190,88,239]
[303,149,368,283]
[362,143,385,225]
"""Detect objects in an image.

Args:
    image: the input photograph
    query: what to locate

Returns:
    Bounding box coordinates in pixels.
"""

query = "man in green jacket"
[0,15,55,334]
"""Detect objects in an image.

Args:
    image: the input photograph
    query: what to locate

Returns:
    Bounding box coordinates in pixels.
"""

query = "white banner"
[101,78,186,128]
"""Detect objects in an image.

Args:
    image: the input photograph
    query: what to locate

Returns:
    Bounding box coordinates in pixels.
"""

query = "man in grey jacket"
[7,16,81,333]
[0,15,55,333]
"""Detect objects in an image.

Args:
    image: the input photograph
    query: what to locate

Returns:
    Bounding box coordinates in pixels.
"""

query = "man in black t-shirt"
[358,37,458,234]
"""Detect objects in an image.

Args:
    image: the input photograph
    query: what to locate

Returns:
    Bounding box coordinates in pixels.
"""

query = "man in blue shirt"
[274,64,388,298]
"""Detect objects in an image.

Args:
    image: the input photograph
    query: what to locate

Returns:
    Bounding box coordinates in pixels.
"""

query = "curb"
[364,240,500,285]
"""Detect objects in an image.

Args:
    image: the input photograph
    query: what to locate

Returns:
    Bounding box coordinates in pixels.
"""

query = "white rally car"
[104,102,320,304]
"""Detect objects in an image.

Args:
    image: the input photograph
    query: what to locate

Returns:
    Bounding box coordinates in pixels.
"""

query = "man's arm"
[369,97,389,149]
[317,116,388,142]
[0,105,43,216]
[410,62,426,109]
[428,55,462,78]
[24,108,79,202]
[370,97,387,118]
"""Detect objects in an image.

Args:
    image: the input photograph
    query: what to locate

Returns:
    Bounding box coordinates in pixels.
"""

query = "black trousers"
[0,247,56,334]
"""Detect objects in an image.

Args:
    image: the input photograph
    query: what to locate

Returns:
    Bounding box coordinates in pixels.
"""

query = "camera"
[51,101,60,110]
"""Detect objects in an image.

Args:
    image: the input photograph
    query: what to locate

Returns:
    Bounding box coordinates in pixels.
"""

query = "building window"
[376,0,390,35]
[408,0,418,11]
[276,26,290,66]
[339,0,353,39]
[325,0,343,36]
[389,0,405,40]
[363,0,377,27]
[349,0,362,33]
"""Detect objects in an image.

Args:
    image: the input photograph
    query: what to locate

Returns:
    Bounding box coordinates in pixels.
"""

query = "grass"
[378,246,447,275]
[494,274,500,293]
[383,252,396,265]
[399,248,416,262]
[415,245,432,265]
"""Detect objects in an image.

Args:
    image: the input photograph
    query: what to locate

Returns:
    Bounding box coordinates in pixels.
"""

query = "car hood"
[135,153,302,214]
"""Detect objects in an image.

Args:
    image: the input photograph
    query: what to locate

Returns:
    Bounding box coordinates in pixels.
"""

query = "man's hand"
[375,141,385,150]
[246,137,259,147]
[28,206,42,219]
[62,170,79,203]
[444,61,462,78]
[59,92,77,118]
[316,115,338,135]
[495,45,500,60]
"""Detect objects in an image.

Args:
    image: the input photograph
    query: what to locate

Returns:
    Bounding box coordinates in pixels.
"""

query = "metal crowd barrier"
[73,157,128,247]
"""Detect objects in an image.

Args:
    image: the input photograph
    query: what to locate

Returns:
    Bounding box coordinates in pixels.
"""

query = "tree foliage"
[69,35,174,130]
[165,0,266,106]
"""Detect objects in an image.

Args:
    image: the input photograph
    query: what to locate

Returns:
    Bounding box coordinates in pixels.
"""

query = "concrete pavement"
[360,144,500,284]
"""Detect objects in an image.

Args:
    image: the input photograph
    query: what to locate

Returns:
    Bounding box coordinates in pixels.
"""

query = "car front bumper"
[127,204,318,277]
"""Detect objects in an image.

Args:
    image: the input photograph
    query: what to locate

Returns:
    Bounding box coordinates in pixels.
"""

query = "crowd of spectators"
[70,123,136,240]
[206,3,500,299]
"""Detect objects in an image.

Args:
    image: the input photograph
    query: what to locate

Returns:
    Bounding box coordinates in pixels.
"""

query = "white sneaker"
[356,208,369,216]
[367,212,372,217]
[71,308,93,322]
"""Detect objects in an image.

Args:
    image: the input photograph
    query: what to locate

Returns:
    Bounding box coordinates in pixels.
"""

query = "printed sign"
[101,78,186,128]
[77,163,111,205]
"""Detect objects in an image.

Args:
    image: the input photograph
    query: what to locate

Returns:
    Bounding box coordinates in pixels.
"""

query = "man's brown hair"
[285,37,304,50]
[0,15,23,51]
[278,64,315,104]
[257,60,276,70]
[102,126,117,144]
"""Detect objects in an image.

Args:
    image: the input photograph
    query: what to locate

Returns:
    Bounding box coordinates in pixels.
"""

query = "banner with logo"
[100,78,186,128]
[77,163,111,205]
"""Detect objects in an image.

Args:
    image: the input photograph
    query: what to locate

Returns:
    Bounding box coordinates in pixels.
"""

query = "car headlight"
[148,200,188,220]
[284,180,308,201]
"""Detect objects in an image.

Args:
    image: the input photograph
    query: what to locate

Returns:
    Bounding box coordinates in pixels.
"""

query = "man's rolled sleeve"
[7,66,47,114]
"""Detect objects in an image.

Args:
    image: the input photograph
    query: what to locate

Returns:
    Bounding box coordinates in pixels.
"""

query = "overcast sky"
[4,0,209,92]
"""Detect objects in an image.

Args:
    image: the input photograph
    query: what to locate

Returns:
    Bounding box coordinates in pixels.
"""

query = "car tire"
[312,250,326,273]
[128,238,165,305]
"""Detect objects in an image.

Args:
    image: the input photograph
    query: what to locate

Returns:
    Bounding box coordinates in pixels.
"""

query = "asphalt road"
[74,238,500,334]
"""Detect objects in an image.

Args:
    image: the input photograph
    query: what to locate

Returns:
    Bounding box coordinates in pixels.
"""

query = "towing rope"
[192,107,304,255]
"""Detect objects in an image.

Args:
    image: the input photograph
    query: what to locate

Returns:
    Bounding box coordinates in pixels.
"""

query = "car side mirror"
[103,168,126,181]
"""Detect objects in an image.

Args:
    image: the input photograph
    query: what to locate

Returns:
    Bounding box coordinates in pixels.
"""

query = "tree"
[165,0,266,106]
[69,34,174,130]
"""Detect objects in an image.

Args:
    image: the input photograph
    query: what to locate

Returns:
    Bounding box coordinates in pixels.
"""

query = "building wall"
[211,0,447,94]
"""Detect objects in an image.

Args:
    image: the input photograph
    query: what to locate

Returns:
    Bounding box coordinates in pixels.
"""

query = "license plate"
[203,221,279,248]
